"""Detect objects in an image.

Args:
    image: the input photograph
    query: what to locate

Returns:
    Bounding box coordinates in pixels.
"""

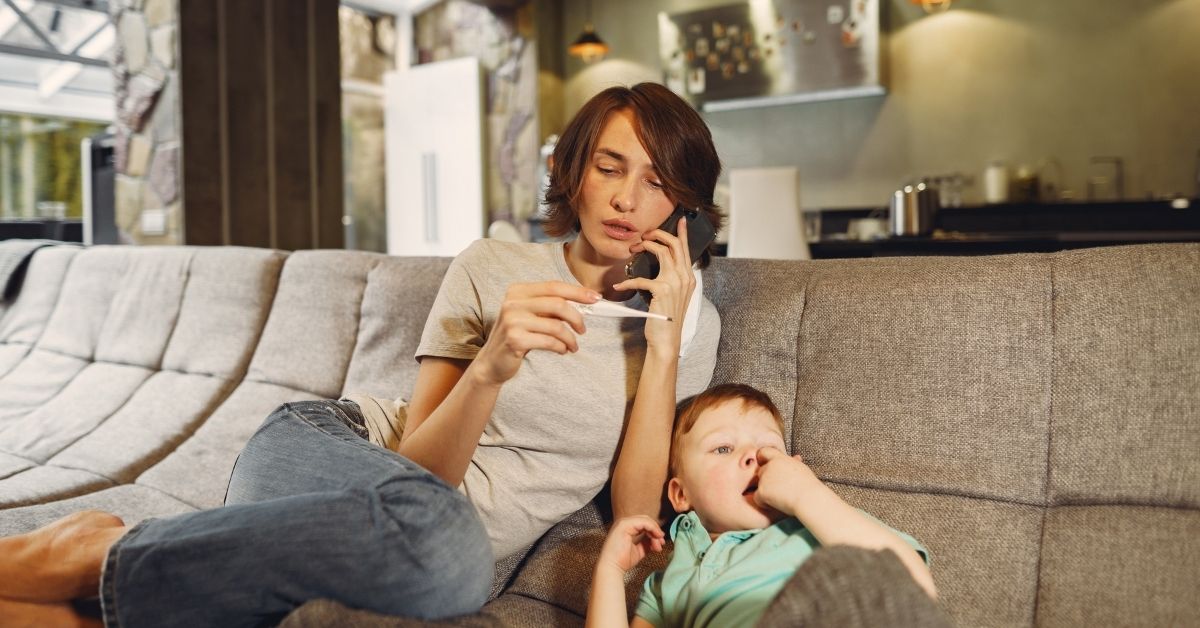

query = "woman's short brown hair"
[542,83,724,268]
[669,383,785,476]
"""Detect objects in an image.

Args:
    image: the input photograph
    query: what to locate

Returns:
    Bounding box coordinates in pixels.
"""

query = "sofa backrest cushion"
[0,246,79,377]
[0,246,286,508]
[700,242,1200,628]
[1049,244,1200,508]
[246,250,387,398]
[342,256,453,398]
[36,247,130,360]
[132,254,454,511]
[161,247,288,378]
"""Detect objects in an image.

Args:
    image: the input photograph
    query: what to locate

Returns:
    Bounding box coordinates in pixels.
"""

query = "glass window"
[339,5,395,253]
[1,0,114,224]
[0,113,107,220]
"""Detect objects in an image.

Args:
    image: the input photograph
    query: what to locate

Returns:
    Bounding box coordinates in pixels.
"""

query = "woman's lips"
[602,221,638,241]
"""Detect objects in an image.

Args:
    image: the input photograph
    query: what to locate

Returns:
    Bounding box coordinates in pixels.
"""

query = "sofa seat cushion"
[1037,505,1200,626]
[0,484,197,535]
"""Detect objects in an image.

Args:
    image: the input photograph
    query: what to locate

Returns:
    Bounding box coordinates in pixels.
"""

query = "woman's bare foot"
[0,511,127,602]
[0,597,102,628]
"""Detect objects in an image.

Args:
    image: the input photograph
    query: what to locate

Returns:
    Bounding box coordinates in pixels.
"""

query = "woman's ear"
[667,477,691,513]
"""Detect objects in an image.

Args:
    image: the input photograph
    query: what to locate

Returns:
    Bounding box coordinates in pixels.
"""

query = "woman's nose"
[611,178,638,212]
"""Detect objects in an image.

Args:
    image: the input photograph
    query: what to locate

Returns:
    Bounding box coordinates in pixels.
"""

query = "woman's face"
[575,109,676,264]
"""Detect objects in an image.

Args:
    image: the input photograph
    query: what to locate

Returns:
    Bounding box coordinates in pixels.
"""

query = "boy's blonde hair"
[669,383,785,475]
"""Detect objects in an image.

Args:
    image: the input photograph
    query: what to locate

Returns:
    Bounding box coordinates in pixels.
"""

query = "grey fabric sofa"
[1,242,1197,627]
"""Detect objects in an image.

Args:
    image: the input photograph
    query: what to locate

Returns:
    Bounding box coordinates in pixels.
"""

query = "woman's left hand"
[612,217,696,353]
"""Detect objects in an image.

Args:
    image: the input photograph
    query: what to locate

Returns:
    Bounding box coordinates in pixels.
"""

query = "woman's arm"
[397,357,497,486]
[610,349,678,520]
[609,221,698,520]
[399,281,599,487]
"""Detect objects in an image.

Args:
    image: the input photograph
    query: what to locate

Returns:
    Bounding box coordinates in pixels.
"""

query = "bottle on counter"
[1038,157,1064,202]
[984,161,1010,204]
[1012,164,1040,203]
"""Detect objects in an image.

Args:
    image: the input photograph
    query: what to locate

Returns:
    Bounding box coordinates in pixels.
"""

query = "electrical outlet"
[141,209,167,236]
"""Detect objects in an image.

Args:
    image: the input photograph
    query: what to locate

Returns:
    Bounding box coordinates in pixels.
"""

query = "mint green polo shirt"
[635,511,929,628]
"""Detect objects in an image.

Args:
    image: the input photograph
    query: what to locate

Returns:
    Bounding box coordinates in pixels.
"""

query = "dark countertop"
[811,231,1200,258]
[0,219,84,242]
[810,198,1200,257]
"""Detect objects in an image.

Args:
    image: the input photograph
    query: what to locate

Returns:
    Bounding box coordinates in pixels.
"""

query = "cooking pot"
[889,183,939,236]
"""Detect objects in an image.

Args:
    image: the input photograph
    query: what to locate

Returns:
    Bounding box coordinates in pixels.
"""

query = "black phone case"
[624,206,716,280]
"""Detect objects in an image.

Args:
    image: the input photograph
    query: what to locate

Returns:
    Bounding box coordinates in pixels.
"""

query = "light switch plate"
[141,209,167,235]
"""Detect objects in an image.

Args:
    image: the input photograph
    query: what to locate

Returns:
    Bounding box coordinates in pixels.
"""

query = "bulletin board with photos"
[658,0,882,111]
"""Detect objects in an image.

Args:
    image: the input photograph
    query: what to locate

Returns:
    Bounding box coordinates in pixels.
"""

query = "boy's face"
[668,399,787,535]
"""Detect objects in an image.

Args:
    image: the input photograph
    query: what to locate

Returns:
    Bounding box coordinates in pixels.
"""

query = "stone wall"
[414,0,540,236]
[111,0,180,245]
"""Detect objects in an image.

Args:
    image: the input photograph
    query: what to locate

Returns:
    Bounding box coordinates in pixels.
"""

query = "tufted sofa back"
[1,242,1197,627]
[701,243,1200,627]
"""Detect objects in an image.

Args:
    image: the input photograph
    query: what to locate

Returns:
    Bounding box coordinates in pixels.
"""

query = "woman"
[0,82,723,627]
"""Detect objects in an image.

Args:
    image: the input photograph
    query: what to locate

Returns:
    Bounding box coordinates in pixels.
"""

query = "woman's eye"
[714,445,733,455]
[597,166,617,176]
[646,180,664,191]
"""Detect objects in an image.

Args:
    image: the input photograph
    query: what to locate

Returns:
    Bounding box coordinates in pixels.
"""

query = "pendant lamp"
[568,1,609,63]
[911,0,952,13]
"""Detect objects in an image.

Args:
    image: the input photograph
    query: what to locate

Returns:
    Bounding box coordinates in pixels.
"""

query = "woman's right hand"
[472,281,600,386]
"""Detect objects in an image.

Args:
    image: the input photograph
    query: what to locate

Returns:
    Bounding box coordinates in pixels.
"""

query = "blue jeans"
[98,400,493,628]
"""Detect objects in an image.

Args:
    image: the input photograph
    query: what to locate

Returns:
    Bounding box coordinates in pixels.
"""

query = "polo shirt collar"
[669,511,762,550]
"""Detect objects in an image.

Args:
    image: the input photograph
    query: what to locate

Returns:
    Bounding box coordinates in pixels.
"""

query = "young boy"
[586,383,936,628]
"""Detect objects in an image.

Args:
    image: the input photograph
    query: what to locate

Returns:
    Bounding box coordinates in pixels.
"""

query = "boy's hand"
[754,447,824,518]
[597,515,666,575]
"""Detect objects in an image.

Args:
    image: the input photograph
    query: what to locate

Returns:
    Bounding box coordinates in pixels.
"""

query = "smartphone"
[624,205,716,280]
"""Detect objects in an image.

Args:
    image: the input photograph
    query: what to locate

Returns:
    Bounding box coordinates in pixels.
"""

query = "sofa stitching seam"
[1032,254,1057,627]
[13,245,79,366]
[337,258,382,397]
[153,250,195,371]
[789,265,810,455]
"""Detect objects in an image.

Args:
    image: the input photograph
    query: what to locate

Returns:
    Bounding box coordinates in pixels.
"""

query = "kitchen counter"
[811,230,1200,258]
[0,219,83,242]
[809,198,1200,258]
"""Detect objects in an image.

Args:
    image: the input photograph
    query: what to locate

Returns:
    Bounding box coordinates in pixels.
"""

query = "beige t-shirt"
[416,239,720,560]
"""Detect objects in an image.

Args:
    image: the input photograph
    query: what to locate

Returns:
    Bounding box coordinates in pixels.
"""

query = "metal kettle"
[889,183,940,236]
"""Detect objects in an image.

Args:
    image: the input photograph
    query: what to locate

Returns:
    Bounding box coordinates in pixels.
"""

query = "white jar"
[984,162,1010,204]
